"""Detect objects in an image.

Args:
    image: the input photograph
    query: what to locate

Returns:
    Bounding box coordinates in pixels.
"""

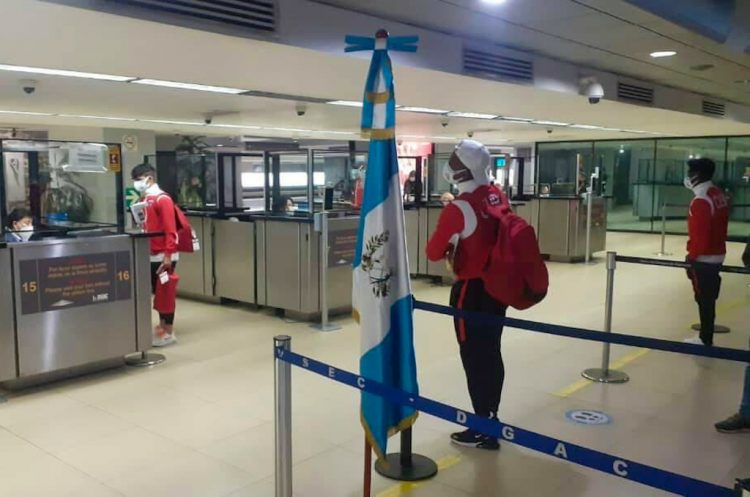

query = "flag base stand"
[125,351,166,367]
[691,323,730,334]
[373,428,438,482]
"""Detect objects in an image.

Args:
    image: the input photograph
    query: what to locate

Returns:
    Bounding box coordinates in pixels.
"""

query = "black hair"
[273,195,294,213]
[131,163,157,181]
[687,158,716,182]
[7,207,32,229]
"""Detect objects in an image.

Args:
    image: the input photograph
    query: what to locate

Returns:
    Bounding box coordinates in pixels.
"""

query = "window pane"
[727,137,750,238]
[537,141,593,197]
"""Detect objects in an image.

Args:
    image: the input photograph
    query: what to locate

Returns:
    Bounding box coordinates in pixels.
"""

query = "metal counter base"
[0,234,155,387]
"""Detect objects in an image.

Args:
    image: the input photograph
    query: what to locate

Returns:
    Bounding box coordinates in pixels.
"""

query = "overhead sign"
[18,251,132,315]
[108,144,122,173]
[495,156,507,168]
[565,410,612,426]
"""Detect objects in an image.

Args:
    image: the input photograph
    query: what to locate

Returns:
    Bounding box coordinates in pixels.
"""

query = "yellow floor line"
[554,297,746,398]
[375,454,461,497]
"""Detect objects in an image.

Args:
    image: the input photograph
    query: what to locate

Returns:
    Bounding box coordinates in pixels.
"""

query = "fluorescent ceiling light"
[569,124,603,130]
[432,136,460,140]
[533,120,570,127]
[325,131,357,135]
[446,111,498,120]
[0,110,54,116]
[498,116,534,123]
[144,119,206,126]
[59,114,137,121]
[650,50,677,58]
[0,64,135,82]
[328,100,363,107]
[266,127,313,132]
[481,0,506,4]
[132,79,246,94]
[398,106,449,114]
[209,123,263,129]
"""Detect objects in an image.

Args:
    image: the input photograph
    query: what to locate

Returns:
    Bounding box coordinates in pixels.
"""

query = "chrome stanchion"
[125,350,166,367]
[582,251,629,383]
[311,212,341,332]
[655,202,672,257]
[275,335,293,497]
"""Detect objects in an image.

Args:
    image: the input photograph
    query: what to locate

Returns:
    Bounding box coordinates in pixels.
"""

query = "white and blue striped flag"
[348,30,420,461]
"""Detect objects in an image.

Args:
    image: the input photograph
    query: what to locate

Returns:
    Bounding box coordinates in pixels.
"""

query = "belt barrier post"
[584,167,598,264]
[374,427,438,482]
[274,335,293,497]
[655,202,672,257]
[311,212,341,332]
[582,252,630,384]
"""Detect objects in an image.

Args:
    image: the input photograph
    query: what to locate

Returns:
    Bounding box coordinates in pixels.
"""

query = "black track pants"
[449,278,507,419]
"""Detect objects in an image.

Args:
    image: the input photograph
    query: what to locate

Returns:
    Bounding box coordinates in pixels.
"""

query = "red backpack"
[173,205,199,253]
[482,202,548,310]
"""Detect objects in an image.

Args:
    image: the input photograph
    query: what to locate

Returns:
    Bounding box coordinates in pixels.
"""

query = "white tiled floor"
[1,232,748,497]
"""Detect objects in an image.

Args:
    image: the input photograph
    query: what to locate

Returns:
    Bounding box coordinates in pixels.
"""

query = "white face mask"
[683,176,695,190]
[133,179,149,193]
[17,225,33,242]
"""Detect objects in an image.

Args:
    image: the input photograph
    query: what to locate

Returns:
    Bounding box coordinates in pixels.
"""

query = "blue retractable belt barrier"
[616,255,750,275]
[413,300,750,363]
[275,347,735,497]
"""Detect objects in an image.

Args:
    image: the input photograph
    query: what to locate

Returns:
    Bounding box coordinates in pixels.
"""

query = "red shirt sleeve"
[426,204,464,261]
[156,194,178,255]
[687,198,711,260]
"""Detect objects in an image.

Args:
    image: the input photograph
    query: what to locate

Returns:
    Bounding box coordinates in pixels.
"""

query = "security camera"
[20,79,38,95]
[580,77,604,105]
[203,115,213,125]
[467,130,474,138]
[440,117,450,128]
[295,103,307,117]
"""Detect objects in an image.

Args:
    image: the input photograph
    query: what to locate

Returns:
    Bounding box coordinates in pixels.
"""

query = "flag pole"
[363,437,372,497]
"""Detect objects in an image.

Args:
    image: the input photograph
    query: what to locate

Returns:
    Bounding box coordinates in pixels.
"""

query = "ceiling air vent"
[113,0,276,32]
[702,100,725,117]
[617,82,654,105]
[463,47,533,83]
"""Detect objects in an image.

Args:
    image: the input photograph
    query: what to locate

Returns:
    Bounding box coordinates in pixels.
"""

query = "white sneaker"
[153,333,177,348]
[683,336,705,345]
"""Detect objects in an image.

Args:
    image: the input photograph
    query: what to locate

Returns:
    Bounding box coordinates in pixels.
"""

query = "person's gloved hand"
[685,256,694,280]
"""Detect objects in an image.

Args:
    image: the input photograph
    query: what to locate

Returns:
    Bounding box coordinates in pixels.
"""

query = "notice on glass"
[18,252,132,315]
[328,229,358,267]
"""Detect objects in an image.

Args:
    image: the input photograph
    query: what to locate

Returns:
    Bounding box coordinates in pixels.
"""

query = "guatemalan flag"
[349,30,420,461]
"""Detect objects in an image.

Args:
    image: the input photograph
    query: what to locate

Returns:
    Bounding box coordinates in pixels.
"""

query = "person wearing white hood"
[426,139,509,451]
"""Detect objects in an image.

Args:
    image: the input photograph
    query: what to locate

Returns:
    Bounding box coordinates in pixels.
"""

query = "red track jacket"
[143,186,178,258]
[687,182,729,263]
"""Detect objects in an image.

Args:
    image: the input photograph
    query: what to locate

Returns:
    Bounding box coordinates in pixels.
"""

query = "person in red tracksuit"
[426,139,507,451]
[132,163,179,347]
[683,158,729,347]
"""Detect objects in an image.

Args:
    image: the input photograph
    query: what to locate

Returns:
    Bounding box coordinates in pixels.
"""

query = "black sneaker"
[715,413,750,434]
[450,429,500,450]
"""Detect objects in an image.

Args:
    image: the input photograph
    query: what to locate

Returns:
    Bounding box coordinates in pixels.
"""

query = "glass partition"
[538,135,750,237]
[655,137,726,235]
[537,141,593,197]
[2,140,124,236]
[175,153,217,209]
[594,140,656,231]
[268,152,314,214]
[727,137,750,237]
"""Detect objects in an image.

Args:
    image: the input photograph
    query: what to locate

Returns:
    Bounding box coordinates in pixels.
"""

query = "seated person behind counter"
[5,207,34,243]
[273,195,296,214]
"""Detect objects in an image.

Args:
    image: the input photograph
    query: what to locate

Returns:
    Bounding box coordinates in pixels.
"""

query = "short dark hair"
[7,207,32,229]
[131,163,156,181]
[687,158,716,181]
[273,195,293,213]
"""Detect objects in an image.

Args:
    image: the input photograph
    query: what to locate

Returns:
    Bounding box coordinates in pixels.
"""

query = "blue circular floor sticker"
[565,409,612,425]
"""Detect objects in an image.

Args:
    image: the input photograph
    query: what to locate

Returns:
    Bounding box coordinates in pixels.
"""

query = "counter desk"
[0,233,152,386]
[533,196,607,262]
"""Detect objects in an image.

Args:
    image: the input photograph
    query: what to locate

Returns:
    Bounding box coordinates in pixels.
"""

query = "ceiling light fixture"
[327,100,363,107]
[649,50,677,58]
[0,64,135,82]
[209,123,263,129]
[533,120,570,127]
[0,110,54,116]
[446,111,498,120]
[569,124,603,130]
[58,114,137,121]
[481,0,507,4]
[398,106,450,114]
[144,119,206,126]
[132,79,247,94]
[497,116,534,123]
